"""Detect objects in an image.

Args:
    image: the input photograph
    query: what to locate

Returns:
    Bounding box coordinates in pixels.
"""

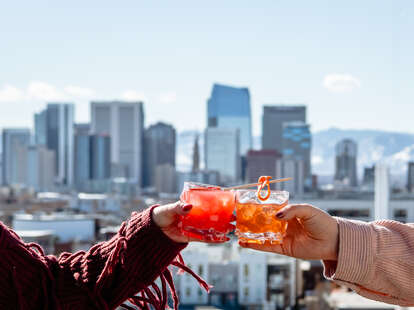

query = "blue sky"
[0,0,412,136]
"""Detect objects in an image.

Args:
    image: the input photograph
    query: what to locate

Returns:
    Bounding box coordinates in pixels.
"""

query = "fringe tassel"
[120,253,210,310]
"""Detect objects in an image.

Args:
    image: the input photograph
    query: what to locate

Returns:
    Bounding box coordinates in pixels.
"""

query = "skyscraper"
[91,101,144,186]
[375,163,390,220]
[262,105,306,151]
[74,131,111,190]
[2,128,31,185]
[192,135,200,173]
[282,122,312,189]
[205,127,240,184]
[42,103,75,186]
[27,145,56,191]
[34,110,47,145]
[143,122,176,188]
[246,150,281,187]
[334,139,358,187]
[407,162,414,192]
[207,83,252,155]
[362,165,375,190]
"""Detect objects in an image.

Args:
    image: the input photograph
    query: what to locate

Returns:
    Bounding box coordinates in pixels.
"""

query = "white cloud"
[159,91,177,104]
[323,74,361,93]
[64,85,95,98]
[0,82,98,103]
[0,84,26,102]
[27,81,67,101]
[121,90,147,102]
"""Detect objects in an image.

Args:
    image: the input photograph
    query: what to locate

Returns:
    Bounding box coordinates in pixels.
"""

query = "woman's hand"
[152,201,232,243]
[239,204,339,261]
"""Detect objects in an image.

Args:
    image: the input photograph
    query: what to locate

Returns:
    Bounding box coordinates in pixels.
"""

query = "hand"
[239,204,339,261]
[152,201,232,243]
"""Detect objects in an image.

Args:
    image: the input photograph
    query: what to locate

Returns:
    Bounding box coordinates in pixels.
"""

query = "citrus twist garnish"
[257,176,272,201]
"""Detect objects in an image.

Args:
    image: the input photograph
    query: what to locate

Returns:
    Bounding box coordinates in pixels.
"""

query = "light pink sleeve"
[322,217,414,306]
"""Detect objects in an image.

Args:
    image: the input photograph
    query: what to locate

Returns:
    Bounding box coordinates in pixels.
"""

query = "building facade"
[407,162,414,192]
[143,122,176,188]
[262,105,306,151]
[246,149,281,186]
[41,103,75,186]
[34,110,47,145]
[27,145,56,192]
[282,122,312,189]
[75,133,111,190]
[91,101,144,186]
[207,83,252,155]
[334,139,358,188]
[205,127,240,184]
[2,128,31,185]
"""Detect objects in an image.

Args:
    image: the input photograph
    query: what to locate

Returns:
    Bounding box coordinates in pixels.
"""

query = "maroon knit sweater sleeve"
[0,206,209,310]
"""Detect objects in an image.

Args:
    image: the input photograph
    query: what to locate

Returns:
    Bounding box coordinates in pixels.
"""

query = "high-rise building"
[375,163,390,220]
[262,105,306,151]
[246,150,281,187]
[276,159,304,197]
[143,122,175,188]
[205,128,240,184]
[27,145,56,191]
[154,164,177,194]
[74,132,111,190]
[207,83,252,155]
[192,135,200,173]
[34,110,47,145]
[91,101,144,186]
[42,103,75,186]
[334,139,358,187]
[74,123,90,135]
[2,129,31,185]
[362,165,375,190]
[282,122,312,189]
[407,162,414,192]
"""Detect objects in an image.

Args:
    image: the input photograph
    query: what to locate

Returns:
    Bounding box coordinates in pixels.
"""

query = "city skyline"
[0,1,412,136]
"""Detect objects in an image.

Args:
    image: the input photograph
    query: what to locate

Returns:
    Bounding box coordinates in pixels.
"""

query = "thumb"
[275,204,316,221]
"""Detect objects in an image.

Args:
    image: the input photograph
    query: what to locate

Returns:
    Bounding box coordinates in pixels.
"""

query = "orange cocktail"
[180,182,235,241]
[236,190,289,244]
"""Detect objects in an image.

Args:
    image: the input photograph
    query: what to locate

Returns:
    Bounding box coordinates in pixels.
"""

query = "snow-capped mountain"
[312,128,414,177]
[177,128,414,184]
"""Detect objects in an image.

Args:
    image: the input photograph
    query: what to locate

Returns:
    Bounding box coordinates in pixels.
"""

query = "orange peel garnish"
[257,176,272,201]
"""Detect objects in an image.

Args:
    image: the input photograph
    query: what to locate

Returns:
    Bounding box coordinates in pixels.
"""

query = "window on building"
[244,287,249,297]
[394,209,407,217]
[329,209,369,217]
[198,265,204,276]
[244,264,249,277]
[186,288,191,297]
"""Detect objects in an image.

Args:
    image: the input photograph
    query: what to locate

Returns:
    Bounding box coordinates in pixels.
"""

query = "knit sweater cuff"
[125,205,188,285]
[323,217,374,285]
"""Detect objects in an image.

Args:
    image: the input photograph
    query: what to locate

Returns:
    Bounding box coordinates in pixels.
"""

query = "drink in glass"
[180,182,235,241]
[236,190,289,244]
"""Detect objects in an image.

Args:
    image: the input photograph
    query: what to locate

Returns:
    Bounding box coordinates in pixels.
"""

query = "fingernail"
[183,204,192,212]
[276,211,284,219]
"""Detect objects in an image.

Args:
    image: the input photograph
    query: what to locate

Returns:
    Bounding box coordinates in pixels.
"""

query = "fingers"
[275,204,317,221]
[169,201,193,216]
[238,241,285,255]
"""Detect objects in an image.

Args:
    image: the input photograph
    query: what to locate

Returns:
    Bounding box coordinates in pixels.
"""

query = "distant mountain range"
[177,128,414,185]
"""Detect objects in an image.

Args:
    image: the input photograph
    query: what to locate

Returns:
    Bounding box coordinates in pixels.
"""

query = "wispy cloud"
[0,84,26,102]
[0,82,96,103]
[121,90,147,102]
[27,81,66,101]
[158,91,177,104]
[323,74,361,93]
[64,85,95,98]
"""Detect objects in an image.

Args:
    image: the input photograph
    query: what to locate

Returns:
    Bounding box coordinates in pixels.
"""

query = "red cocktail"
[180,182,235,241]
